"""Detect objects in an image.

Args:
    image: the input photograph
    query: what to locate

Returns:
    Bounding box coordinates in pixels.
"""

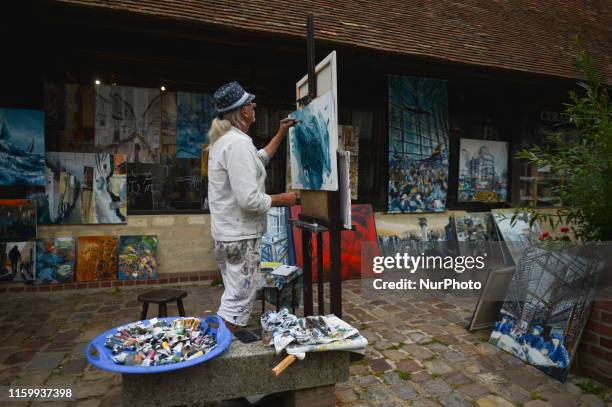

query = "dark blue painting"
[387,76,449,212]
[288,90,338,191]
[176,92,216,158]
[0,108,45,186]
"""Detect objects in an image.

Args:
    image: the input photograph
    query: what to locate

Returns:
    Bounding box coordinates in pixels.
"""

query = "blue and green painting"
[288,90,338,191]
[35,238,75,284]
[176,92,216,158]
[387,75,449,212]
[0,108,45,186]
[118,235,158,280]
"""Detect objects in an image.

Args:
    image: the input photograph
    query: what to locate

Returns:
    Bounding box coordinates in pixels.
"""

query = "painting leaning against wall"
[387,75,449,213]
[35,237,75,284]
[0,108,46,187]
[118,235,158,280]
[0,241,35,282]
[489,245,604,382]
[76,236,118,282]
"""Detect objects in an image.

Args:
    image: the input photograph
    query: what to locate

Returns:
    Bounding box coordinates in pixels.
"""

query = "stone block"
[152,216,175,227]
[121,340,349,406]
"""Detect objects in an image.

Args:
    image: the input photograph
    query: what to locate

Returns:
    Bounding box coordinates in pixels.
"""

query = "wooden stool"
[137,289,187,319]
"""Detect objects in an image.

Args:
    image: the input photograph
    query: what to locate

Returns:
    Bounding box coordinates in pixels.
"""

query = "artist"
[208,81,297,332]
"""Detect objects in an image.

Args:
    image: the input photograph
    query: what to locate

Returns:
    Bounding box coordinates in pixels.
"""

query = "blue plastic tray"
[85,315,232,374]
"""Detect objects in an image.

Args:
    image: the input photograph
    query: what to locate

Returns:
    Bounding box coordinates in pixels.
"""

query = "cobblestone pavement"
[0,279,609,406]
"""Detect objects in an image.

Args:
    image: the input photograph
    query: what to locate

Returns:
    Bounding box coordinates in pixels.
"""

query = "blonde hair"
[208,108,247,145]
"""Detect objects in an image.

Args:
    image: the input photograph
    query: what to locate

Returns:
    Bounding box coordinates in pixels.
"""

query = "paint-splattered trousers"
[214,238,262,327]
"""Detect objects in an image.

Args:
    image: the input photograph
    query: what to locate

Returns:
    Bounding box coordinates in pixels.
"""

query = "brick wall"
[38,214,217,275]
[578,300,612,387]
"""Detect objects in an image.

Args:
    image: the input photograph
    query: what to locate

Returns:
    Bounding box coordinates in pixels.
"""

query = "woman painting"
[208,81,297,331]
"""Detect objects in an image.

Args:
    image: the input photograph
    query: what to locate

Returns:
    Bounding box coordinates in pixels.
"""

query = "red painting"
[290,204,380,281]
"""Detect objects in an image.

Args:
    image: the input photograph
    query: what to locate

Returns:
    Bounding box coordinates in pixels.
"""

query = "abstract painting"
[489,246,604,382]
[65,84,96,149]
[492,209,540,265]
[176,92,216,158]
[458,139,508,202]
[0,241,35,282]
[32,152,127,224]
[289,90,338,191]
[0,108,45,186]
[291,204,379,280]
[161,91,177,164]
[95,85,161,163]
[388,75,449,213]
[262,207,295,265]
[0,199,37,240]
[35,238,75,284]
[118,235,158,280]
[339,125,359,199]
[76,236,118,282]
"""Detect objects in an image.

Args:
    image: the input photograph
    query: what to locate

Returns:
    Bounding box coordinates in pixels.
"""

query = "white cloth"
[215,238,262,326]
[208,127,271,241]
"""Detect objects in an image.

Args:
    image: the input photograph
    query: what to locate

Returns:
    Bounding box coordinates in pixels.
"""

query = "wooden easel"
[292,13,346,319]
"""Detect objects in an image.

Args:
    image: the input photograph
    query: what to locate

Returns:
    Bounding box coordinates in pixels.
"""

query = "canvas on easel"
[288,50,339,221]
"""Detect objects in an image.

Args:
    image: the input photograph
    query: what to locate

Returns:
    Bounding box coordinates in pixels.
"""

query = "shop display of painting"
[176,92,215,159]
[375,212,457,256]
[291,204,379,280]
[458,138,508,202]
[492,209,540,265]
[0,199,37,240]
[161,91,177,164]
[262,208,295,265]
[288,90,338,191]
[118,235,158,280]
[0,108,46,186]
[455,212,498,243]
[35,237,75,283]
[76,236,118,282]
[339,125,358,199]
[0,241,35,282]
[30,152,127,224]
[489,246,604,382]
[387,75,449,213]
[95,85,161,163]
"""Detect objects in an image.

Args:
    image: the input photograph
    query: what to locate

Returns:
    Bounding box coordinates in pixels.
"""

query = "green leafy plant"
[514,37,612,241]
[577,379,605,397]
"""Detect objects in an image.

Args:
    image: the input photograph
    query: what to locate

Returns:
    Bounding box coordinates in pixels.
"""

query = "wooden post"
[317,231,324,314]
[302,229,313,316]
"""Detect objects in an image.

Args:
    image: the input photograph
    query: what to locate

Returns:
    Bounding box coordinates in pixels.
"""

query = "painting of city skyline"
[458,138,508,203]
[289,90,338,191]
[95,85,161,163]
[388,75,449,213]
[262,207,295,265]
[35,238,75,284]
[30,152,127,225]
[0,241,35,282]
[76,236,118,282]
[493,209,540,265]
[176,92,215,159]
[0,108,46,186]
[375,213,455,256]
[489,246,604,382]
[0,199,37,241]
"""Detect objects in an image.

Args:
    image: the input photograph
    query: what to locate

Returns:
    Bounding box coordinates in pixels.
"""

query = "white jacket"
[208,127,272,241]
